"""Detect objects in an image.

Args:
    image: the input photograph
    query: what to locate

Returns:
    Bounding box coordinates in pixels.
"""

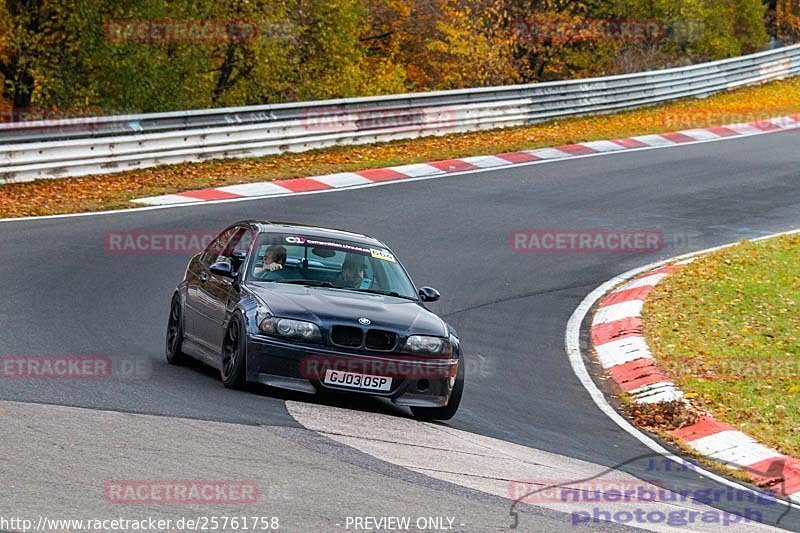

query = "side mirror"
[209,261,234,278]
[419,287,440,302]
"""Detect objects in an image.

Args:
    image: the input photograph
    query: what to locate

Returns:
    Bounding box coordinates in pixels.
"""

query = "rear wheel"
[221,313,247,389]
[166,295,189,365]
[411,357,464,421]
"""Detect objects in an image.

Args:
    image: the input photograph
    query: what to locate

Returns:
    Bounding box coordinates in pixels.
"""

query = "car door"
[195,227,254,353]
[185,227,237,348]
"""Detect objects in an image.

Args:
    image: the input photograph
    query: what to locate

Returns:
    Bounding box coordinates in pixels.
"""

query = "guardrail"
[1,44,799,183]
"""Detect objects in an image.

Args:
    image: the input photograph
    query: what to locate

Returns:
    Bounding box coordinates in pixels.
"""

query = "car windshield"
[247,233,418,300]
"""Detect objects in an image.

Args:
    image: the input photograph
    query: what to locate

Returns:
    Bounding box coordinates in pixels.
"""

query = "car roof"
[242,220,386,247]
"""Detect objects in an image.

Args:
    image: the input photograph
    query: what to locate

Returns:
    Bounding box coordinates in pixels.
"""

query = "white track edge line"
[2,121,799,224]
[565,228,800,512]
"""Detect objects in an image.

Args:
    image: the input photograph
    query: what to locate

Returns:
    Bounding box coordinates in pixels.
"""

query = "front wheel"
[221,313,247,389]
[411,357,464,421]
[166,294,189,365]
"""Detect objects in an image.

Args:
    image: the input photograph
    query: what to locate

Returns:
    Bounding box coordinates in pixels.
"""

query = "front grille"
[331,326,363,347]
[365,329,397,351]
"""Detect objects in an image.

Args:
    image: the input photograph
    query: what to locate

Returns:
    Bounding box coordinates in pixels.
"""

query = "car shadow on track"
[181,356,416,421]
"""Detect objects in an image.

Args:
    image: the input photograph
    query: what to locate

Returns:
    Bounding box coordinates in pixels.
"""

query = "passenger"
[337,254,367,288]
[254,245,287,276]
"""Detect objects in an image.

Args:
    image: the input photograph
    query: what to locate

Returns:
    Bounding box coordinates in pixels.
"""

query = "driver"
[254,245,287,276]
[337,254,367,289]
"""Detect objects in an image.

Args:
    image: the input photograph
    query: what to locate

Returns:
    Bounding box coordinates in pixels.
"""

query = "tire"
[411,357,464,421]
[220,313,247,389]
[166,294,189,365]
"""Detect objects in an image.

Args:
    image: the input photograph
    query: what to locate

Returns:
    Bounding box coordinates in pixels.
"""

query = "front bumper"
[245,334,458,407]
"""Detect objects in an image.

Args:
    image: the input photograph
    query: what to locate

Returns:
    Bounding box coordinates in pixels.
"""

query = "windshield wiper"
[352,288,417,300]
[271,279,334,287]
[268,280,415,300]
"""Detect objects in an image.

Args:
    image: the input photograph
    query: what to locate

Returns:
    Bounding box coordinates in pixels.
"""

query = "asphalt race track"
[2,130,799,531]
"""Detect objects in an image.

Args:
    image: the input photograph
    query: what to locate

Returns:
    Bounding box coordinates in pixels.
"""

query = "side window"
[229,229,255,273]
[230,229,254,257]
[200,228,236,265]
[218,228,257,274]
[220,228,245,258]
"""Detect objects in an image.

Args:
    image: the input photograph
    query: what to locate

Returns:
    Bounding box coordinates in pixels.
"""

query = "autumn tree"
[0,0,777,116]
[771,0,800,42]
[0,0,89,115]
[362,0,517,91]
[425,0,518,89]
[281,0,405,100]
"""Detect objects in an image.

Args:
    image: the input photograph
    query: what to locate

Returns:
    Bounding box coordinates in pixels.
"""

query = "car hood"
[246,282,447,336]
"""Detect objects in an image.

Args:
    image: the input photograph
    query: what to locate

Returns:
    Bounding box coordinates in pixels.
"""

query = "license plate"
[323,369,391,391]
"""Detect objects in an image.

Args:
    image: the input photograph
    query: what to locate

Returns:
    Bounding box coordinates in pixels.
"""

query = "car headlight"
[404,335,450,356]
[260,316,321,342]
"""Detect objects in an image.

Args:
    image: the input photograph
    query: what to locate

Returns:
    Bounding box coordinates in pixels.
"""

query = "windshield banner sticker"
[286,236,395,261]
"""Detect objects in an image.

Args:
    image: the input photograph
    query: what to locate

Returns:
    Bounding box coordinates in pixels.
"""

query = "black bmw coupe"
[166,221,464,420]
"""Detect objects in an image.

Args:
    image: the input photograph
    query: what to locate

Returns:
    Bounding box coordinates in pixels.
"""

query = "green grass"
[643,234,800,458]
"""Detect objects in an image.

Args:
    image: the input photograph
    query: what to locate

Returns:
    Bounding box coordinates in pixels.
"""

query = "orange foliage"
[774,0,800,42]
[1,76,800,218]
